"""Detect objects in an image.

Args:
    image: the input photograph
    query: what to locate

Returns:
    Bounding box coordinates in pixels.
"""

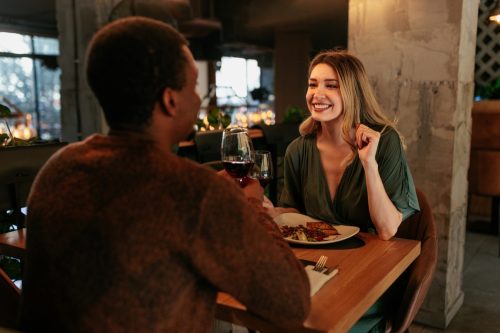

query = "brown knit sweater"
[20,131,310,332]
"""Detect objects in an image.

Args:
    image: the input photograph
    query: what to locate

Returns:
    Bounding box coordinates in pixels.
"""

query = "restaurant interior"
[1,0,500,332]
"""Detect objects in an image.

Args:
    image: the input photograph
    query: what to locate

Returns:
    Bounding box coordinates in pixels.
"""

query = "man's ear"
[160,88,178,117]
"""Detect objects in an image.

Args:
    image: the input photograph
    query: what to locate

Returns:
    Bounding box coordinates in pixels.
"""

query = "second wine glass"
[250,150,273,188]
[221,127,254,187]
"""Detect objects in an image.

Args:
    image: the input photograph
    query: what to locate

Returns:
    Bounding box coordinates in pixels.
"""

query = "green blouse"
[279,127,420,232]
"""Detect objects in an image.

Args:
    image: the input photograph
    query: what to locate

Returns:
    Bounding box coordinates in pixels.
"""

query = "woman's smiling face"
[306,63,343,123]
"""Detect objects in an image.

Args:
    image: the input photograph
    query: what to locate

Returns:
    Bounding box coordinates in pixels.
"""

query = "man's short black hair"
[86,17,188,130]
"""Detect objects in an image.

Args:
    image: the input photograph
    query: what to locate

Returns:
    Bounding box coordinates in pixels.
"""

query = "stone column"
[273,30,311,123]
[56,0,119,141]
[349,0,478,328]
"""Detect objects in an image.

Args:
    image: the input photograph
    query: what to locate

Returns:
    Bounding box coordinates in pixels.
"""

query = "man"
[20,17,310,332]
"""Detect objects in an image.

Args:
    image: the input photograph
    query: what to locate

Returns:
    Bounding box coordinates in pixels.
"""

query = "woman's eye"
[308,83,317,88]
[326,84,338,89]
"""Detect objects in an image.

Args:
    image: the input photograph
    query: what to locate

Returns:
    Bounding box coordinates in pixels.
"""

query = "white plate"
[274,212,360,245]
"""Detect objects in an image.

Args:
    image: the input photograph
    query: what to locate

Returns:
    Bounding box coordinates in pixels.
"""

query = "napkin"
[305,265,339,296]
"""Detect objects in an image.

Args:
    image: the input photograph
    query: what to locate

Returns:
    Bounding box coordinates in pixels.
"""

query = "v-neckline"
[312,137,355,206]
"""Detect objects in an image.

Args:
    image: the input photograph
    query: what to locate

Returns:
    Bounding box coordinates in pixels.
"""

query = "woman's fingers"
[355,124,380,150]
[355,124,364,148]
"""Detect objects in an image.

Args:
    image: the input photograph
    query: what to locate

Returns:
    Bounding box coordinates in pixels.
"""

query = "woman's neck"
[318,119,350,146]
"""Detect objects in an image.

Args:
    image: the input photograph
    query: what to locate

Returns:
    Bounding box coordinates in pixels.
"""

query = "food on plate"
[279,222,339,242]
[305,222,339,236]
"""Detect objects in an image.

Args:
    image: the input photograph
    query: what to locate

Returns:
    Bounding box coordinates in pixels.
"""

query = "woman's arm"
[363,162,403,240]
[356,125,402,240]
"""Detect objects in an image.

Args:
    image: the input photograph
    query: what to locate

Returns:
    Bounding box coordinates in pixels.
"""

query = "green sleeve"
[279,138,305,212]
[377,129,420,220]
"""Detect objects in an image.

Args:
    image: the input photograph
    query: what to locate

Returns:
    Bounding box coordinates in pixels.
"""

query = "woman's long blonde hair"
[299,50,399,153]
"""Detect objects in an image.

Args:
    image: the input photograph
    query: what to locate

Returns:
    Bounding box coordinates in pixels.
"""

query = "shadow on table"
[290,235,365,250]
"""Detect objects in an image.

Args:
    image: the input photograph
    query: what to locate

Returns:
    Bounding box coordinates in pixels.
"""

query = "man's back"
[20,131,310,332]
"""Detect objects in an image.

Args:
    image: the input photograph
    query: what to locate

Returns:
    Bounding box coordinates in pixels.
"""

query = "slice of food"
[306,222,339,236]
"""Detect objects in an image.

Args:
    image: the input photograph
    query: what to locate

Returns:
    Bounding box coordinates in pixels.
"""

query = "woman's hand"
[355,124,380,167]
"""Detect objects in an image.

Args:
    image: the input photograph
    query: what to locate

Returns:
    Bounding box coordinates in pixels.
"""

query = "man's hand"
[217,171,263,201]
[241,176,264,201]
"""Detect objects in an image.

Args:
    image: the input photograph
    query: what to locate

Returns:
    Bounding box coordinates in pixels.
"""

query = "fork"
[314,255,328,272]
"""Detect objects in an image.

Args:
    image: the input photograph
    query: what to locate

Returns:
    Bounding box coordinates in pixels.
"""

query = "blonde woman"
[272,49,420,332]
[275,50,419,242]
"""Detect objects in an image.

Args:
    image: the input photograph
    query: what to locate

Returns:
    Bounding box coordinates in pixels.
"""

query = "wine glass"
[250,150,273,188]
[221,127,255,186]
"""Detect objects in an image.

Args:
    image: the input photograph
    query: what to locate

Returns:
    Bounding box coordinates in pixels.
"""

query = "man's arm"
[190,176,311,327]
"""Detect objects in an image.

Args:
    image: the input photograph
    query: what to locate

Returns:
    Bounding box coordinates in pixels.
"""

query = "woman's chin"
[311,112,342,123]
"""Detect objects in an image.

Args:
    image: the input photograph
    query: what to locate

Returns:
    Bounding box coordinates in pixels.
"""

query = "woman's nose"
[314,91,326,99]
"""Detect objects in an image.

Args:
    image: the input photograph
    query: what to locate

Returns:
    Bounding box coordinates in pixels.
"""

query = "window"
[215,56,261,106]
[212,56,275,128]
[0,32,61,140]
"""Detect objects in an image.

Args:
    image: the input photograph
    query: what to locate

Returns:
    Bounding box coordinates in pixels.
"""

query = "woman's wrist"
[361,159,378,173]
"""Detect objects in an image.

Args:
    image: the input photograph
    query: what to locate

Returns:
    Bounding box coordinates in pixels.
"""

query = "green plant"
[283,105,307,124]
[475,77,500,100]
[196,107,231,131]
[250,87,270,102]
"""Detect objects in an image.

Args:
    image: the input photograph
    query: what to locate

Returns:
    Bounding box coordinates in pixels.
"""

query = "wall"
[56,0,121,141]
[273,31,311,122]
[349,0,478,328]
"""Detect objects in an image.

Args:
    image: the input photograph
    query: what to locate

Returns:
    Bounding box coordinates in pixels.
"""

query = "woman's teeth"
[313,104,331,111]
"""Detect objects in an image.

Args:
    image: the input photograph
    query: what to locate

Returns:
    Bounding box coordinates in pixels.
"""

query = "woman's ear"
[160,88,177,117]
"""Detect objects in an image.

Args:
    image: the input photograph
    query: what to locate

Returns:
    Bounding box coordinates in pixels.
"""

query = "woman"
[276,50,419,241]
[272,49,420,332]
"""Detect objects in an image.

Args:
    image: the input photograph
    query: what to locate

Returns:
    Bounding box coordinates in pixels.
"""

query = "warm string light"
[489,2,500,24]
[0,114,36,141]
[490,14,500,23]
[232,107,275,128]
[196,106,275,131]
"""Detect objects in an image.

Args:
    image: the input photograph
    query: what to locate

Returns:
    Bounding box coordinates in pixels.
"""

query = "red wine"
[223,161,254,179]
[258,177,272,187]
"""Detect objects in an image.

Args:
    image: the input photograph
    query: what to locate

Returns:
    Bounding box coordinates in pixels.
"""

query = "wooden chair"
[468,101,500,255]
[0,266,21,329]
[389,188,438,333]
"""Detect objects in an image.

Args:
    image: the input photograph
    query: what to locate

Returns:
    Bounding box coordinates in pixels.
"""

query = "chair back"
[391,188,438,333]
[0,143,66,228]
[0,266,21,329]
[194,130,223,163]
[259,123,300,204]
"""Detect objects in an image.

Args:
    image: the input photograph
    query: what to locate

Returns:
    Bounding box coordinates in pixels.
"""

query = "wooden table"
[216,232,420,333]
[0,228,26,259]
[0,229,420,332]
